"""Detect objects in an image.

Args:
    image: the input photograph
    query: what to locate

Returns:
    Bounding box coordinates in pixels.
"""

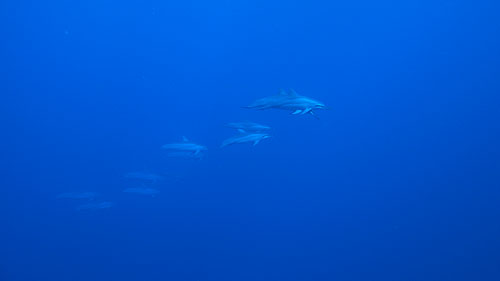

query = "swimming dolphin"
[221,133,271,147]
[244,89,326,117]
[123,187,160,197]
[277,89,327,116]
[162,136,207,156]
[225,122,271,133]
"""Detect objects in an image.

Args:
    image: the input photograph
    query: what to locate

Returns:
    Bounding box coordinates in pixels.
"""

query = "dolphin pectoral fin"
[292,110,302,115]
[302,108,312,115]
[253,140,260,146]
[237,129,246,134]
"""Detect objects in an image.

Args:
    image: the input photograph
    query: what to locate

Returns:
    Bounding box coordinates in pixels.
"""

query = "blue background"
[1,0,500,280]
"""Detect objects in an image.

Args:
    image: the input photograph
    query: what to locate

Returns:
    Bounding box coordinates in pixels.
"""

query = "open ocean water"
[1,0,500,280]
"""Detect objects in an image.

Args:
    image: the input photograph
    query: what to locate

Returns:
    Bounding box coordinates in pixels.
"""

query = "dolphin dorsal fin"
[182,136,189,142]
[289,89,299,97]
[278,89,288,95]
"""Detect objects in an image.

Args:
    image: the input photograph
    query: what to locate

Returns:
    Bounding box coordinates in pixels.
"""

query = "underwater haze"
[2,0,500,280]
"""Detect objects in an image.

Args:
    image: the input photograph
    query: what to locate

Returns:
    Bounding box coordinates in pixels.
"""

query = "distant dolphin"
[123,187,160,197]
[162,136,207,157]
[221,133,271,147]
[225,122,271,133]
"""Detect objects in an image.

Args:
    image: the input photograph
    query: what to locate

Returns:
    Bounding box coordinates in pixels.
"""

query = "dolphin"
[245,89,326,117]
[221,133,271,147]
[225,122,271,133]
[57,192,98,200]
[123,187,160,197]
[161,136,207,156]
[275,90,327,116]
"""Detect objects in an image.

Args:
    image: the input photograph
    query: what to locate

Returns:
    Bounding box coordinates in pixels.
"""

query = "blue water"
[2,0,500,280]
